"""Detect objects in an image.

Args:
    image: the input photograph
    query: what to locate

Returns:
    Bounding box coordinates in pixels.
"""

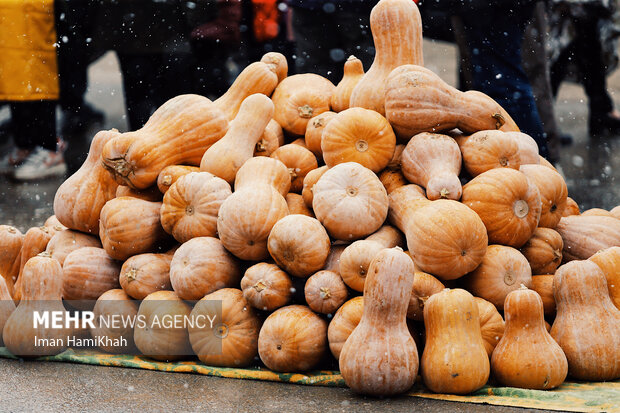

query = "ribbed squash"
[531,275,556,316]
[304,270,348,314]
[0,226,23,295]
[563,197,580,217]
[90,289,138,353]
[119,252,173,300]
[457,130,521,177]
[520,228,563,275]
[331,56,364,112]
[555,215,620,261]
[255,119,284,157]
[507,131,539,165]
[240,263,293,312]
[115,185,162,202]
[407,271,445,321]
[475,297,505,356]
[302,165,328,208]
[156,165,200,194]
[520,164,567,228]
[45,229,101,266]
[62,247,121,307]
[305,111,336,158]
[589,247,620,310]
[271,144,318,193]
[328,296,363,360]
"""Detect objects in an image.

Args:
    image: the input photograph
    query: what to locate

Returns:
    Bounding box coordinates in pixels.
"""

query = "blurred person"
[0,0,66,180]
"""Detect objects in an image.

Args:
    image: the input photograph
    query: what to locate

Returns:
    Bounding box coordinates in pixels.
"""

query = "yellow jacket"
[0,0,59,101]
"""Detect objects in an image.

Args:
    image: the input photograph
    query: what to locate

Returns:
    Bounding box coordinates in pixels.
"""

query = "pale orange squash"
[457,130,521,177]
[331,56,364,113]
[0,225,23,295]
[62,247,121,307]
[520,228,563,275]
[119,252,173,300]
[386,184,429,230]
[301,165,328,208]
[285,193,314,217]
[531,275,556,316]
[304,270,348,314]
[366,225,405,248]
[555,215,620,261]
[304,111,336,158]
[13,225,59,301]
[260,51,288,83]
[45,229,101,266]
[563,197,580,217]
[379,170,407,194]
[323,243,348,274]
[328,296,363,360]
[520,164,567,228]
[254,119,285,157]
[589,247,620,310]
[156,165,200,194]
[581,208,613,217]
[234,156,291,196]
[407,271,445,321]
[474,297,505,356]
[506,131,539,165]
[241,263,293,311]
[90,289,138,353]
[270,144,318,193]
[611,205,620,220]
[0,277,15,345]
[44,215,66,230]
[115,185,162,202]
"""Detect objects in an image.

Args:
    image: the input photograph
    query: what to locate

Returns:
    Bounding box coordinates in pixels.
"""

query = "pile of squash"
[1,0,619,396]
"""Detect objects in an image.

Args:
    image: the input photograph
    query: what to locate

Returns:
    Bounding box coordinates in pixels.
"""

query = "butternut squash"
[0,225,23,294]
[520,164,568,228]
[90,289,138,353]
[520,228,563,275]
[45,229,101,266]
[156,165,200,194]
[119,252,173,300]
[331,56,364,113]
[304,111,336,158]
[407,271,445,321]
[457,130,521,177]
[475,297,505,356]
[270,144,318,193]
[555,215,620,261]
[301,165,328,208]
[328,296,363,360]
[589,247,620,310]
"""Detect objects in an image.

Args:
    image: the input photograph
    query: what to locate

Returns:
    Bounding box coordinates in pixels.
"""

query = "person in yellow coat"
[0,0,66,180]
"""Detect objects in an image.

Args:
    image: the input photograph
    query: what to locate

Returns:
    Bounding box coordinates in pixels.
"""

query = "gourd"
[189,288,261,367]
[328,296,363,360]
[0,277,15,345]
[169,237,241,300]
[550,260,620,381]
[90,289,138,353]
[133,290,192,361]
[611,205,620,220]
[271,144,318,193]
[3,253,70,357]
[531,275,556,316]
[302,165,328,208]
[475,297,505,356]
[44,215,66,229]
[272,74,335,136]
[214,61,279,120]
[407,271,445,321]
[321,108,396,173]
[506,131,539,164]
[267,215,330,277]
[240,263,293,311]
[62,247,121,308]
[400,132,462,200]
[463,245,532,310]
[99,197,171,260]
[201,94,274,184]
[520,228,563,274]
[339,248,418,396]
[563,197,580,216]
[520,164,567,228]
[462,168,542,248]
[285,193,314,217]
[258,305,328,372]
[312,162,388,241]
[555,215,620,261]
[102,94,228,189]
[218,158,290,261]
[304,270,348,314]
[13,225,59,301]
[160,172,231,243]
[581,208,613,217]
[349,0,423,115]
[331,56,364,112]
[45,229,101,266]
[366,225,405,247]
[387,184,429,230]
[421,288,490,394]
[491,286,568,389]
[384,65,505,139]
[254,119,284,157]
[0,225,23,294]
[115,185,162,202]
[305,111,336,158]
[589,247,620,310]
[457,130,521,177]
[119,252,173,300]
[53,129,120,234]
[379,144,407,194]
[260,51,288,83]
[156,165,200,194]
[323,244,348,274]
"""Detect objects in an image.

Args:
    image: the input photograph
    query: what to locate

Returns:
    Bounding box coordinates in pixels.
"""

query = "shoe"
[0,147,32,175]
[12,147,67,181]
[61,104,105,135]
[589,112,620,137]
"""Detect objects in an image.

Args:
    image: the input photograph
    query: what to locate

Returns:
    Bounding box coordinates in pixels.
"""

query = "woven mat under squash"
[0,348,618,412]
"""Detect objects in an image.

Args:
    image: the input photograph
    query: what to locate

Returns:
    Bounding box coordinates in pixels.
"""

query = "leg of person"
[117,53,161,130]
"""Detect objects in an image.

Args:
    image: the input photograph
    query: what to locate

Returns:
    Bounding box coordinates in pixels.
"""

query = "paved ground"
[0,39,615,411]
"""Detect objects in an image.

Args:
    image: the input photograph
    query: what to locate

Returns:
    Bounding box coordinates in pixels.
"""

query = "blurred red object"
[252,0,280,42]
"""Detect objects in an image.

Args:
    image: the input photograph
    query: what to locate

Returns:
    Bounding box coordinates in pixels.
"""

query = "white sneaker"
[0,147,31,175]
[13,147,67,181]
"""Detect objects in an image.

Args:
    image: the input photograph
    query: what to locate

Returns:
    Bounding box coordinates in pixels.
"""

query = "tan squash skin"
[270,144,318,193]
[387,184,429,231]
[401,133,462,200]
[234,156,291,196]
[340,248,418,396]
[331,56,364,113]
[115,185,162,202]
[462,168,542,248]
[260,51,288,83]
[0,225,23,295]
[328,296,363,360]
[190,288,261,367]
[3,254,70,357]
[160,172,232,243]
[119,252,173,300]
[156,165,200,194]
[322,108,396,173]
[45,229,101,266]
[366,225,405,248]
[90,289,138,353]
[610,205,620,220]
[492,287,568,389]
[201,94,274,184]
[474,297,505,357]
[384,65,505,140]
[589,247,620,310]
[519,164,567,228]
[255,119,284,157]
[305,111,336,158]
[421,288,490,394]
[134,290,193,361]
[551,260,620,381]
[312,162,388,241]
[258,305,328,372]
[13,225,59,301]
[53,129,120,234]
[531,275,556,316]
[555,215,620,261]
[463,245,533,310]
[407,271,445,321]
[285,193,314,217]
[267,215,330,278]
[214,61,279,120]
[506,131,539,165]
[241,263,293,312]
[563,197,580,217]
[302,165,328,208]
[349,0,423,115]
[0,277,15,345]
[520,228,563,275]
[102,95,229,189]
[44,215,66,229]
[169,237,242,300]
[380,169,407,194]
[62,247,121,307]
[99,197,171,260]
[581,208,613,217]
[323,243,348,274]
[457,130,521,177]
[304,270,348,314]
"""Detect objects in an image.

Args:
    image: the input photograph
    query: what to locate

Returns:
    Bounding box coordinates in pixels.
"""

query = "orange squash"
[234,156,291,196]
[563,197,580,217]
[379,170,407,194]
[258,305,328,372]
[260,51,287,83]
[115,185,162,202]
[54,129,120,234]
[90,289,138,353]
[328,296,363,360]
[272,74,335,136]
[240,263,293,311]
[421,288,490,394]
[304,270,348,314]
[189,288,261,367]
[457,130,521,177]
[582,208,614,217]
[160,172,231,243]
[551,260,620,381]
[340,248,418,396]
[491,286,568,389]
[463,245,533,310]
[304,111,336,158]
[62,247,121,307]
[407,271,445,321]
[44,215,66,230]
[555,215,620,261]
[301,165,328,208]
[401,133,462,200]
[0,277,15,345]
[519,164,567,228]
[386,184,429,230]
[45,229,101,266]
[156,165,200,194]
[270,144,318,193]
[589,247,620,310]
[119,252,173,300]
[531,275,556,316]
[462,168,542,248]
[312,162,388,241]
[0,225,23,294]
[504,131,539,165]
[169,237,241,300]
[350,0,423,115]
[285,193,314,217]
[102,95,228,189]
[611,205,620,220]
[13,225,59,301]
[323,243,348,274]
[520,228,563,275]
[475,297,505,356]
[366,225,405,248]
[331,56,364,113]
[254,119,284,157]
